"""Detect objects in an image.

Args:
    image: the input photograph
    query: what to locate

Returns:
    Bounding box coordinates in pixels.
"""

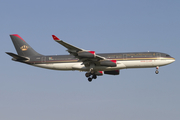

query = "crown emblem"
[20,45,29,51]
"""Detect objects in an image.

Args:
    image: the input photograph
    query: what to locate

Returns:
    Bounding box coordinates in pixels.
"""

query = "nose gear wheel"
[155,66,159,74]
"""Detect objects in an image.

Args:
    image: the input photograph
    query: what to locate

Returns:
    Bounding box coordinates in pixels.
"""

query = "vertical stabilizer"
[10,34,42,57]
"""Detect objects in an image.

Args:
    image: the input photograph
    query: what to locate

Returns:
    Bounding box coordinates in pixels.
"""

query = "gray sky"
[0,0,180,120]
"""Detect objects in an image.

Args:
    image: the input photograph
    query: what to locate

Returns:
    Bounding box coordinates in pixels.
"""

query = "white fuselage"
[33,57,175,71]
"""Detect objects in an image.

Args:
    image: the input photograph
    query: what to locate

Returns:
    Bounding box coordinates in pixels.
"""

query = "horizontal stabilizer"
[6,52,29,61]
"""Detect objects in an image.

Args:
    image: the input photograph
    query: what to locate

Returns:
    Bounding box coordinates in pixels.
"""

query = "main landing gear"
[155,66,159,74]
[85,73,97,82]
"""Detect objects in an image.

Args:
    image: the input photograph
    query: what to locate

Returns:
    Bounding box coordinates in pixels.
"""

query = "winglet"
[52,35,60,41]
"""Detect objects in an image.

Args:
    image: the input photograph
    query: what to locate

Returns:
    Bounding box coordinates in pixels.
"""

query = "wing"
[52,35,106,66]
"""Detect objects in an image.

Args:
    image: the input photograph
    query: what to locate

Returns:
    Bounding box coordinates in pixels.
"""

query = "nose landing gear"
[155,66,159,74]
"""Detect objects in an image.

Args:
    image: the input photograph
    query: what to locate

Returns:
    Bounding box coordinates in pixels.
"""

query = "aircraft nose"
[173,58,175,62]
[171,57,175,63]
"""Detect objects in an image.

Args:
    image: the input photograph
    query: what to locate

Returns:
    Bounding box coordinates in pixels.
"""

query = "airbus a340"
[6,34,175,82]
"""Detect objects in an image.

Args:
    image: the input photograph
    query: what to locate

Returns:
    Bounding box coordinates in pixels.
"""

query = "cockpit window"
[166,55,170,57]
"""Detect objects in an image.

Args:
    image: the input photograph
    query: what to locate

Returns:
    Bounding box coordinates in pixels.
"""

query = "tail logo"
[20,45,29,51]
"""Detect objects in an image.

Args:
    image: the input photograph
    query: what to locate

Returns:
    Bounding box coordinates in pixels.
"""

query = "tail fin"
[10,34,42,57]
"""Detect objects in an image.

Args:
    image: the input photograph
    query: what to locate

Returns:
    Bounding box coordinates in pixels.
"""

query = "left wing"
[52,35,117,67]
[52,35,84,53]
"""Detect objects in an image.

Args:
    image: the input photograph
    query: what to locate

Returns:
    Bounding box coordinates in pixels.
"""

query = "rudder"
[10,34,42,57]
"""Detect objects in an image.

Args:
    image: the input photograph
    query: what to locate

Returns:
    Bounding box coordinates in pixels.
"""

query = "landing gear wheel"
[88,78,92,82]
[155,66,159,74]
[92,75,97,79]
[85,73,91,77]
[155,70,159,74]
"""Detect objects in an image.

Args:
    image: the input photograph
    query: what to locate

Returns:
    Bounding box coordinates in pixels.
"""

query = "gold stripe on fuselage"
[32,57,174,64]
[114,57,175,61]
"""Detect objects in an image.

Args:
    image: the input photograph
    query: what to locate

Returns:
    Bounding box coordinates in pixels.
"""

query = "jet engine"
[100,60,117,67]
[94,71,103,76]
[78,51,96,58]
[104,70,119,75]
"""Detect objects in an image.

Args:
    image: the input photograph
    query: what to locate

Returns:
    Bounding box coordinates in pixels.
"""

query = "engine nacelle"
[104,70,119,75]
[100,60,117,67]
[78,51,95,58]
[94,71,103,76]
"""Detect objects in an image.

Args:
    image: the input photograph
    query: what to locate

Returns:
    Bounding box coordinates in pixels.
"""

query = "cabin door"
[41,57,46,63]
[156,53,161,58]
[123,54,127,60]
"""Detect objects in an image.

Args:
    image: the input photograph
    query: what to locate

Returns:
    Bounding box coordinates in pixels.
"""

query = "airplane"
[6,34,175,82]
